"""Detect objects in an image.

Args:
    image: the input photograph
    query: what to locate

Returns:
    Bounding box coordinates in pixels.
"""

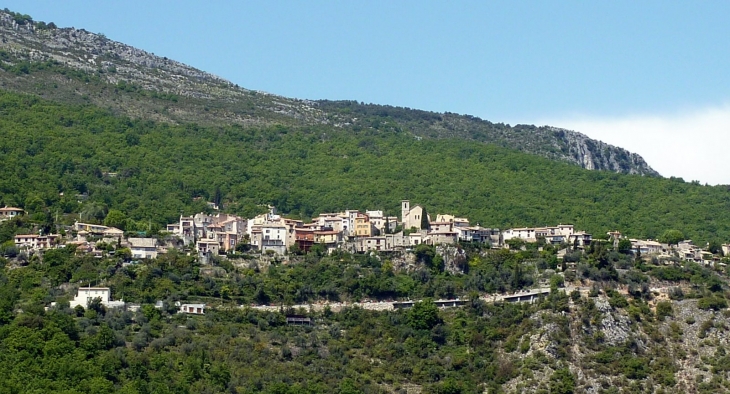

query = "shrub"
[549,368,575,394]
[655,301,673,321]
[608,292,629,309]
[668,287,684,301]
[622,357,648,379]
[698,296,727,311]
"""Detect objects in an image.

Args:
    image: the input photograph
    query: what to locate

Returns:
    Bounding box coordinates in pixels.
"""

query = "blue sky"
[6,1,730,184]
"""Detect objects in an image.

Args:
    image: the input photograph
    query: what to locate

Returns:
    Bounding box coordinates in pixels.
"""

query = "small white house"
[0,206,23,222]
[69,287,125,309]
[179,303,205,315]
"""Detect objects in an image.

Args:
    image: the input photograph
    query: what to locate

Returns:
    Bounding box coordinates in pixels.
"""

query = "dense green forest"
[2,237,730,393]
[0,90,728,243]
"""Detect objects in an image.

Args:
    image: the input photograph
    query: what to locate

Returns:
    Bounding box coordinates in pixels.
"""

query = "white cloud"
[536,104,730,185]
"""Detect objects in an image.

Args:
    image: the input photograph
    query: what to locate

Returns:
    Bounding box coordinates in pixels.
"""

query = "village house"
[0,206,23,222]
[356,231,419,252]
[568,231,592,248]
[429,221,453,233]
[314,230,343,252]
[167,212,247,254]
[503,227,538,242]
[458,226,501,245]
[179,303,205,315]
[366,210,398,234]
[357,236,388,252]
[69,287,125,309]
[250,226,263,250]
[261,223,287,255]
[630,239,666,255]
[435,214,470,228]
[294,228,315,252]
[74,221,110,234]
[722,243,730,257]
[503,224,576,244]
[386,232,410,249]
[128,238,158,259]
[676,240,706,263]
[354,213,372,237]
[409,232,425,246]
[283,218,304,249]
[166,215,195,245]
[341,210,360,236]
[102,227,125,243]
[427,221,458,245]
[311,213,345,233]
[429,232,458,245]
[14,233,60,251]
[197,239,220,263]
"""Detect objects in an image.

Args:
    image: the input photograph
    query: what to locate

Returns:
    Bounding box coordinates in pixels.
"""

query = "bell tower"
[401,200,410,225]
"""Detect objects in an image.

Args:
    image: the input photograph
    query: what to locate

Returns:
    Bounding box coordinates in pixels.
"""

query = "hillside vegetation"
[0,9,655,175]
[0,90,727,243]
[2,238,730,393]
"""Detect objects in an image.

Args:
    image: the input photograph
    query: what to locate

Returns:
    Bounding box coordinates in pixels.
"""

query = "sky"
[6,1,730,184]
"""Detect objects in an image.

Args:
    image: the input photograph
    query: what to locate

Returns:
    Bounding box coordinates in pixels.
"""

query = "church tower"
[401,200,410,225]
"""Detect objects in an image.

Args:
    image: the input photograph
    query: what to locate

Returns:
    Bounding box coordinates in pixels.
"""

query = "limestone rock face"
[552,126,658,176]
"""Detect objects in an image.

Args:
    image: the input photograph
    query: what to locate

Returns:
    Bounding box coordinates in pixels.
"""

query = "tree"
[708,240,723,255]
[408,298,441,330]
[87,296,107,316]
[80,202,108,223]
[104,209,127,230]
[505,238,525,250]
[420,207,430,230]
[550,274,565,291]
[96,323,117,350]
[24,195,45,214]
[414,244,443,272]
[617,238,633,254]
[659,229,685,246]
[115,247,132,261]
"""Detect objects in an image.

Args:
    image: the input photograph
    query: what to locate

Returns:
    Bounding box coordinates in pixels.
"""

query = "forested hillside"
[0,90,728,243]
[2,237,730,393]
[0,9,656,175]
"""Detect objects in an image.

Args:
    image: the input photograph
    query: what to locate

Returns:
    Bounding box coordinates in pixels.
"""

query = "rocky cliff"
[318,101,659,176]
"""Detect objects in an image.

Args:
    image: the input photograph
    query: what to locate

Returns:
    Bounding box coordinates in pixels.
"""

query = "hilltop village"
[2,200,724,267]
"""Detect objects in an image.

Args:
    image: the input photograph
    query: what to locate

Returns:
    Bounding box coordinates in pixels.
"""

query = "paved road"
[244,285,675,313]
[246,287,555,313]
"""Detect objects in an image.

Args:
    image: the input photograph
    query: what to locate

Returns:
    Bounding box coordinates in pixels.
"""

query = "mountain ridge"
[0,10,658,176]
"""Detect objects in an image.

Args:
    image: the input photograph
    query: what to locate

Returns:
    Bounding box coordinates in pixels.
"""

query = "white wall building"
[14,234,59,250]
[0,206,23,222]
[179,303,205,315]
[128,238,158,259]
[69,287,125,309]
[261,224,287,255]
